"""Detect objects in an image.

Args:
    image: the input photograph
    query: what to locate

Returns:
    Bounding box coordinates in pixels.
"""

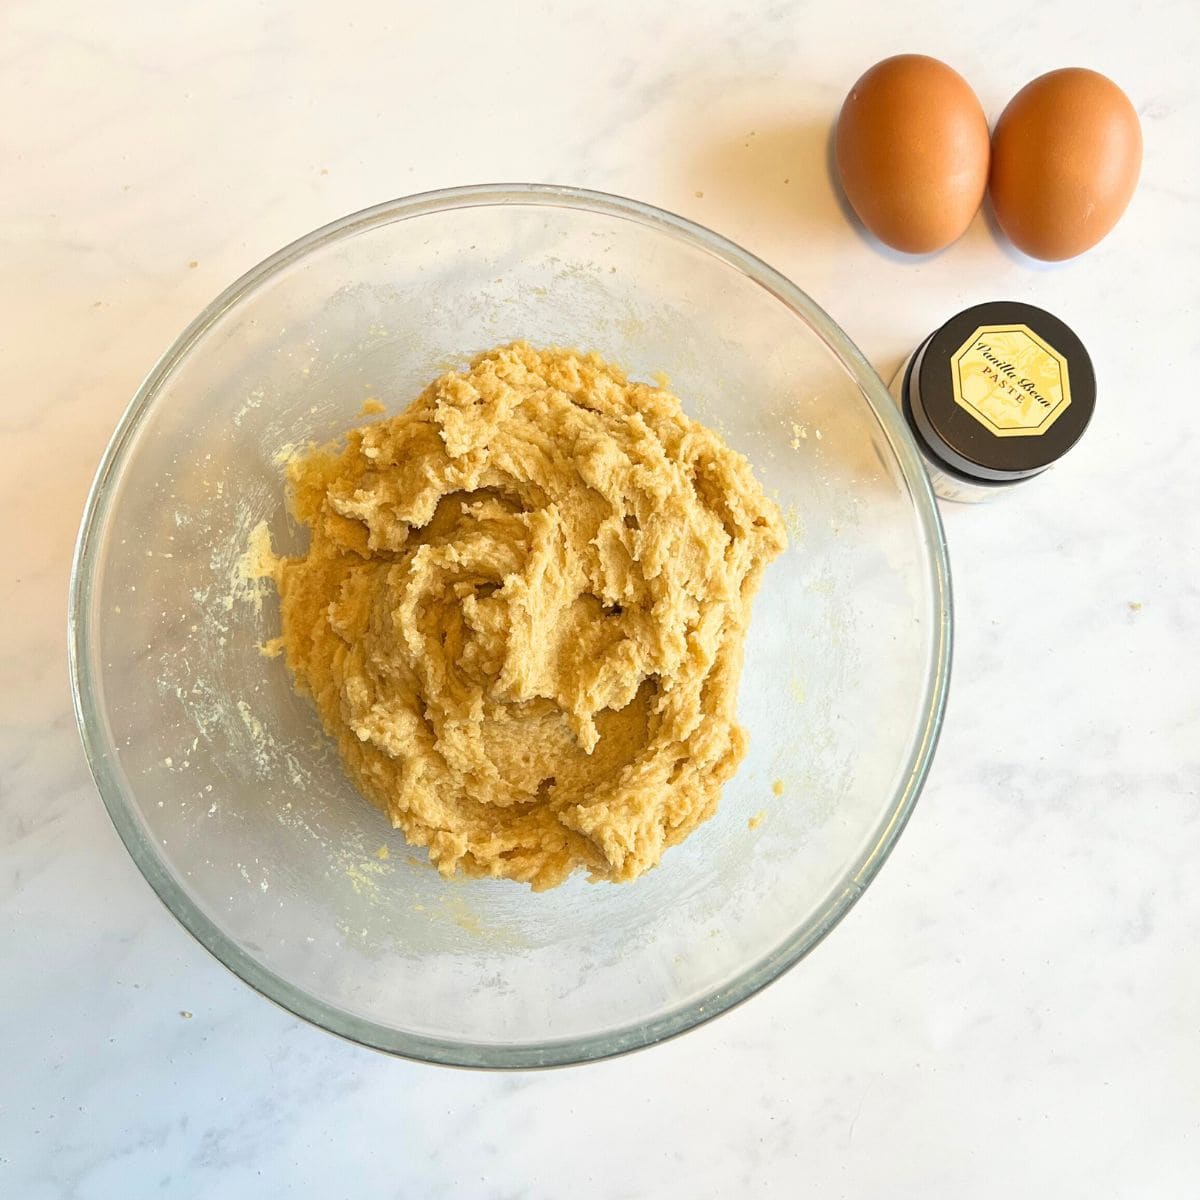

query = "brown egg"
[990,68,1142,261]
[835,55,990,254]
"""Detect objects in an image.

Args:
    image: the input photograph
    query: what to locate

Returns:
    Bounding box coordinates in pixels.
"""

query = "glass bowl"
[69,185,951,1068]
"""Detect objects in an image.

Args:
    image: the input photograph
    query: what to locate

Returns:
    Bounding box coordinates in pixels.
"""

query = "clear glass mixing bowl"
[69,185,951,1067]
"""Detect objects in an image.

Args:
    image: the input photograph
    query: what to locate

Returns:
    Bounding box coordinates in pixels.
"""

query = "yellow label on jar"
[950,325,1071,437]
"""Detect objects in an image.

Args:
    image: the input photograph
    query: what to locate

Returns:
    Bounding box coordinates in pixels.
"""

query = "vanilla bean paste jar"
[889,301,1096,503]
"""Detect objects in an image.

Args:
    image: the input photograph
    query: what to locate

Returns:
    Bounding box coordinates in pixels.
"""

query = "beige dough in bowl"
[273,342,785,889]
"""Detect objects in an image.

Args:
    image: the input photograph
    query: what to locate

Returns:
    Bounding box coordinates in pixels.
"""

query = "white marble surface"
[3,0,1199,1194]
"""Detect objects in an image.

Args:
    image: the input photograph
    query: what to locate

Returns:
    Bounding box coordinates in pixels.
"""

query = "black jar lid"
[906,301,1096,483]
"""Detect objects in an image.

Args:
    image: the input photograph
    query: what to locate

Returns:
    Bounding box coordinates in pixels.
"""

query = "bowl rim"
[68,182,952,1070]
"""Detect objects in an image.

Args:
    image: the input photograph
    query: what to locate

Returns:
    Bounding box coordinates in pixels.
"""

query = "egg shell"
[990,68,1142,262]
[835,54,990,254]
